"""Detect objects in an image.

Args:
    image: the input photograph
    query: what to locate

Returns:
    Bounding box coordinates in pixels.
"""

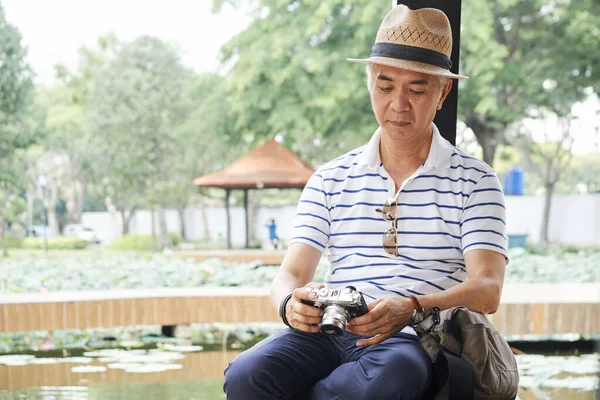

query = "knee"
[362,353,431,400]
[223,351,279,399]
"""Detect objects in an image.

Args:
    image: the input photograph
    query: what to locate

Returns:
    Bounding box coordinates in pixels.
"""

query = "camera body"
[302,285,369,335]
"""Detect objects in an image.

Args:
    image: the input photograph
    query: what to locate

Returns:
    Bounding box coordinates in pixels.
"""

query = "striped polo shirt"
[289,124,508,304]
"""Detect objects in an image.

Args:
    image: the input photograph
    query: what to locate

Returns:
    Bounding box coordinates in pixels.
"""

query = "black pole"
[225,189,232,249]
[243,189,249,249]
[395,0,461,145]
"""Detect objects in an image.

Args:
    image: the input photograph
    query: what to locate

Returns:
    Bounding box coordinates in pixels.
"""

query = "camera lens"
[319,305,350,335]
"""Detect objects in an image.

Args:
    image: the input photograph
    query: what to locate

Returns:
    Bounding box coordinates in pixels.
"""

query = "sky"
[3,0,599,155]
[2,0,250,84]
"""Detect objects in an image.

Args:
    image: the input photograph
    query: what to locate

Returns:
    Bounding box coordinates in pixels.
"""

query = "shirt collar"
[356,123,454,171]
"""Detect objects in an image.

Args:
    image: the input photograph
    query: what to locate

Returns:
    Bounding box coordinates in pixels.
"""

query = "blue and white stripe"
[289,124,508,303]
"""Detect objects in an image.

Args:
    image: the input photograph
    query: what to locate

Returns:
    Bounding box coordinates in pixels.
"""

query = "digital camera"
[302,285,369,335]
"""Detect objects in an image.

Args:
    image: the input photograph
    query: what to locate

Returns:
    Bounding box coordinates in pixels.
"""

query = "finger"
[348,299,383,326]
[304,282,325,290]
[367,298,383,312]
[290,312,323,326]
[346,316,393,334]
[291,321,320,333]
[290,300,324,318]
[356,333,391,347]
[293,286,319,301]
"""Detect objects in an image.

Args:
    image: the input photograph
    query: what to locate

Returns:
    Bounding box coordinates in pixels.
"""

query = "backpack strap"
[429,319,474,399]
[432,348,474,400]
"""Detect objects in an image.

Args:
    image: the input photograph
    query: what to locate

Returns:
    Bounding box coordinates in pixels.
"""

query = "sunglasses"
[375,197,399,256]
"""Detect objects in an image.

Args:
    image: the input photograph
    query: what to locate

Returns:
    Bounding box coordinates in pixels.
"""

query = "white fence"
[81,194,600,248]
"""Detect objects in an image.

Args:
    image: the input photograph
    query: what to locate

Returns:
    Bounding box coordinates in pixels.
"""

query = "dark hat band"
[369,42,452,70]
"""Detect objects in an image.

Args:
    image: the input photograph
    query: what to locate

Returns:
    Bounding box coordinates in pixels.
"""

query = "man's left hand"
[345,297,414,346]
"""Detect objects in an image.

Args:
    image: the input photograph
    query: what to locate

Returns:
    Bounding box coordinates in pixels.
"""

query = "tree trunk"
[120,206,136,235]
[0,216,7,257]
[158,208,172,249]
[540,183,554,243]
[151,205,157,252]
[177,207,186,240]
[46,206,59,237]
[42,184,60,237]
[247,190,262,243]
[466,115,499,167]
[26,187,35,235]
[199,193,210,240]
[477,130,497,167]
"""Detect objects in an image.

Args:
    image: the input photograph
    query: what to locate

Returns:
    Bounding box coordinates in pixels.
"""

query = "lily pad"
[160,344,204,352]
[124,363,183,373]
[71,365,107,373]
[0,355,35,365]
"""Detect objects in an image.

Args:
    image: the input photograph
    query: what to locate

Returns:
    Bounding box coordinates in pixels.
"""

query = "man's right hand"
[285,283,325,333]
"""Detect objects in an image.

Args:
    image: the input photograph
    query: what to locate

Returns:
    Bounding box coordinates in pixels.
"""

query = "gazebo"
[193,138,314,249]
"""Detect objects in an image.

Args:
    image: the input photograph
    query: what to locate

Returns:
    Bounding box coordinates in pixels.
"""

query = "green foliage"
[88,36,194,210]
[2,236,22,248]
[168,232,182,247]
[0,248,597,294]
[460,0,600,165]
[193,238,228,250]
[0,3,36,187]
[217,0,388,166]
[562,151,600,193]
[109,234,154,251]
[21,237,88,250]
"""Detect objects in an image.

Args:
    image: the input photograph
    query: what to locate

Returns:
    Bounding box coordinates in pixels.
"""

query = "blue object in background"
[504,167,525,195]
[508,234,527,248]
[266,219,279,241]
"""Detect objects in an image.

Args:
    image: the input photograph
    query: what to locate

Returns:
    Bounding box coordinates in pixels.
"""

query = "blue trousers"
[223,328,432,400]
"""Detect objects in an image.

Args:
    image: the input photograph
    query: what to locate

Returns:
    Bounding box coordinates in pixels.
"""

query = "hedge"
[22,237,89,250]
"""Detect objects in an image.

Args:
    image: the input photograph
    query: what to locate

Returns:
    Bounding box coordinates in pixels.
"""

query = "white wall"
[81,195,600,248]
[505,194,600,246]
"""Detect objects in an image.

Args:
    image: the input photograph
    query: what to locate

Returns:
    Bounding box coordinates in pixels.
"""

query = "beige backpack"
[414,306,520,400]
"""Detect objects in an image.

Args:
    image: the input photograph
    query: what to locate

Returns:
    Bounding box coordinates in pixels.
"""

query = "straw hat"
[348,5,468,80]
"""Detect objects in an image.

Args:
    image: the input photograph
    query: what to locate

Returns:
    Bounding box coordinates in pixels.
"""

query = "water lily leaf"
[124,363,183,373]
[71,366,107,373]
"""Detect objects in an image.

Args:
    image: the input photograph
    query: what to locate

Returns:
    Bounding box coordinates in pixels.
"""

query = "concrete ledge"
[1,284,598,334]
[2,283,598,305]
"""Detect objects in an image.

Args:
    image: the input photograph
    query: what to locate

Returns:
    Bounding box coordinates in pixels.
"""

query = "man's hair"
[366,64,450,91]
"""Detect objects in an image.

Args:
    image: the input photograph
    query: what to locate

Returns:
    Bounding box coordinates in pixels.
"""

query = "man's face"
[369,64,452,141]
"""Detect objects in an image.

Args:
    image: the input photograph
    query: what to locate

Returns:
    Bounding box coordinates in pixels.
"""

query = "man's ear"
[437,79,453,110]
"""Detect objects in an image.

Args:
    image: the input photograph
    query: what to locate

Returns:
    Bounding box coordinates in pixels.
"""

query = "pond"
[0,349,597,399]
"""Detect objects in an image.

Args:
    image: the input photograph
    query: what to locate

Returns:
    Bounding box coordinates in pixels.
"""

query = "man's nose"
[391,94,410,112]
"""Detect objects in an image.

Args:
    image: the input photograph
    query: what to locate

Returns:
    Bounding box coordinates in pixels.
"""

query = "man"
[224,5,508,399]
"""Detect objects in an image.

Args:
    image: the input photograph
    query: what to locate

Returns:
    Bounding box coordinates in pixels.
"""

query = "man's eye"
[410,90,425,95]
[378,87,393,93]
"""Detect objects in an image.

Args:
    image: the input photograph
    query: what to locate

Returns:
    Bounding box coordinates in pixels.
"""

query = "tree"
[169,72,240,240]
[0,3,35,164]
[213,0,388,164]
[89,36,194,250]
[0,2,37,254]
[512,112,576,243]
[460,0,600,166]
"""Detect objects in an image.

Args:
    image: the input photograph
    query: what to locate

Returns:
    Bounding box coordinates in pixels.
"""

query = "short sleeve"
[288,172,331,252]
[460,173,508,260]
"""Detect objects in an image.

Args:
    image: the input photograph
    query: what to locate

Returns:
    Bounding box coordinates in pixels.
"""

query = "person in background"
[224,5,508,399]
[266,218,280,249]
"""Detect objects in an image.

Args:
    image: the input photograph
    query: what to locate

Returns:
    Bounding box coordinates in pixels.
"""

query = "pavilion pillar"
[395,0,461,145]
[225,189,232,249]
[243,189,249,248]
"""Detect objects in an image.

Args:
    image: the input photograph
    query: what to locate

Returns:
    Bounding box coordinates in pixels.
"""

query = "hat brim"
[347,56,468,80]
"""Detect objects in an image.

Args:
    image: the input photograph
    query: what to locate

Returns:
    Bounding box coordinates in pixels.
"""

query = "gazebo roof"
[193,139,314,189]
